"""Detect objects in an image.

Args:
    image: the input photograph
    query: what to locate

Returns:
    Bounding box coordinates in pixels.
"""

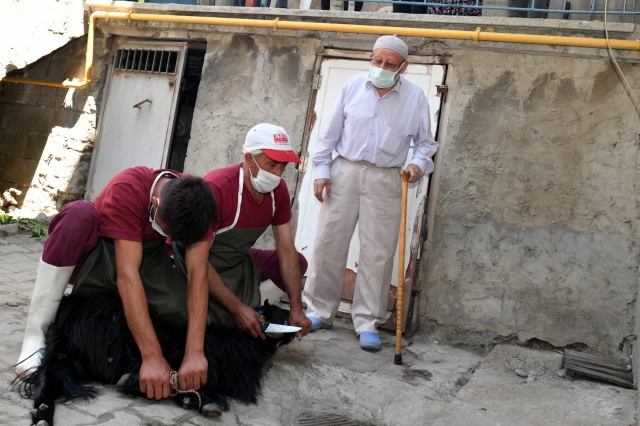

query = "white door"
[295,58,444,325]
[86,40,187,200]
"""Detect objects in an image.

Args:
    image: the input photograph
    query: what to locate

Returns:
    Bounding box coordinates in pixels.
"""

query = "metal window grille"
[113,49,179,74]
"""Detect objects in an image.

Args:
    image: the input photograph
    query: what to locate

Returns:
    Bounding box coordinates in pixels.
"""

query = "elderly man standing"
[302,36,439,351]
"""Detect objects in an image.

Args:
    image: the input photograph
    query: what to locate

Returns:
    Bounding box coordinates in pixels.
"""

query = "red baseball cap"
[244,123,301,163]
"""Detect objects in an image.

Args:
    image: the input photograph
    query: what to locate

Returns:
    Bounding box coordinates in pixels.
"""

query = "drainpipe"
[3,11,640,89]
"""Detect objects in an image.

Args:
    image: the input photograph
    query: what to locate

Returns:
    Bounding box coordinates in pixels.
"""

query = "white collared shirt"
[312,73,439,180]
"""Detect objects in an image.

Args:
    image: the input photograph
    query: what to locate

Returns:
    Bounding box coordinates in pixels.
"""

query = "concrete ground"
[0,229,637,426]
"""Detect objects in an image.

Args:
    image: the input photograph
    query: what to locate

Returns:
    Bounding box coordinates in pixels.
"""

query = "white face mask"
[250,155,281,193]
[149,198,170,238]
[369,64,403,89]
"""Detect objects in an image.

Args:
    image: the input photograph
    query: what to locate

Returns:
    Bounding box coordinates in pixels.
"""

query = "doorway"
[167,47,206,172]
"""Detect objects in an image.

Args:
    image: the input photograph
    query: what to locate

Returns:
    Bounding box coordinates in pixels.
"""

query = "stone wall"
[0,35,110,214]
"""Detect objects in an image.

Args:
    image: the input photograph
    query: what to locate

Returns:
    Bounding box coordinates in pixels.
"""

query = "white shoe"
[16,260,74,376]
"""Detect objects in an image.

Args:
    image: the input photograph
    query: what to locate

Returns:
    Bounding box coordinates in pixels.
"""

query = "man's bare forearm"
[114,239,172,399]
[207,263,244,312]
[207,262,265,338]
[272,224,304,310]
[118,274,164,361]
[184,241,211,356]
[277,246,303,310]
[272,224,311,339]
[185,270,207,355]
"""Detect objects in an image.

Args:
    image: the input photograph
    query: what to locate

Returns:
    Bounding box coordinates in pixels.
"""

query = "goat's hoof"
[202,402,222,418]
[31,402,53,426]
[116,373,139,394]
[182,397,191,409]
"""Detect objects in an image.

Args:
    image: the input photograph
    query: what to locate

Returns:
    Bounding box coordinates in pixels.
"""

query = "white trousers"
[303,156,402,335]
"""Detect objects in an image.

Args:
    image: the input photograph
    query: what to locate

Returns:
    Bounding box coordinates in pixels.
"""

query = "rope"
[169,371,203,412]
[604,0,640,118]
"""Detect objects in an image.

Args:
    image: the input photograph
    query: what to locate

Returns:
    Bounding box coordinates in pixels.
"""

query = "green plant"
[0,211,48,243]
[0,211,14,225]
[17,219,48,243]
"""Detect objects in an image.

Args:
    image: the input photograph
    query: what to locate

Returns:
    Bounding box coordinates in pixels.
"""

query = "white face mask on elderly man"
[250,155,282,193]
[369,65,403,89]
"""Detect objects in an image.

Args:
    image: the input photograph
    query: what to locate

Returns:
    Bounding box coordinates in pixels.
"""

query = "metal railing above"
[378,0,639,15]
[296,0,640,22]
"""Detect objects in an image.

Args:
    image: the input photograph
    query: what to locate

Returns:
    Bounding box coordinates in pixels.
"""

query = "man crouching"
[16,167,216,400]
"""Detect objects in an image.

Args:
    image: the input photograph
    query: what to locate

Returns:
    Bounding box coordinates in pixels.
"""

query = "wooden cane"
[394,170,410,365]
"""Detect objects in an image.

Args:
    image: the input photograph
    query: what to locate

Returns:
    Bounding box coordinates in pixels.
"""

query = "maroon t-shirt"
[93,166,213,242]
[204,163,291,233]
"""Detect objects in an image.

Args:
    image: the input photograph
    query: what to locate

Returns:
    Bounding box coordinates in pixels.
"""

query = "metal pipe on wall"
[3,10,640,89]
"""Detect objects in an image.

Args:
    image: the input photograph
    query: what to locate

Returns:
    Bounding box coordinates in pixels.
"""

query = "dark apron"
[202,226,266,327]
[72,230,266,328]
[198,166,273,326]
[72,238,190,326]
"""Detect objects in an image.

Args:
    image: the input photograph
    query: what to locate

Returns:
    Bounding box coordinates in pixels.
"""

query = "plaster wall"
[186,33,317,176]
[419,50,640,356]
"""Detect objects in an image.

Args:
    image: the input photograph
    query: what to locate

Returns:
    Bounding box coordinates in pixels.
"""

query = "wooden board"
[563,349,634,389]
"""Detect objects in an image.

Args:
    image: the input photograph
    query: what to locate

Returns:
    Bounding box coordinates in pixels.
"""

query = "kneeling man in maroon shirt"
[202,123,312,342]
[16,167,217,401]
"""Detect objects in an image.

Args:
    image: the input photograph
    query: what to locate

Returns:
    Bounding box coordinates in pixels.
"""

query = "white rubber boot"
[16,260,75,376]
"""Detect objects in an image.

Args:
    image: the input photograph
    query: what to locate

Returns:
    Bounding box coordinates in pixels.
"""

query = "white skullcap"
[373,35,408,60]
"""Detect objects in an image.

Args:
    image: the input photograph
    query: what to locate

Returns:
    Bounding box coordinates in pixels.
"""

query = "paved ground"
[0,230,637,426]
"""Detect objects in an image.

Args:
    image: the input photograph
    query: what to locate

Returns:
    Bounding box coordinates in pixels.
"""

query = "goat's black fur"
[16,293,295,426]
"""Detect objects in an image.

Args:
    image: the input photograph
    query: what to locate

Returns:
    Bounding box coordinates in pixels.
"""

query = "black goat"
[16,293,295,426]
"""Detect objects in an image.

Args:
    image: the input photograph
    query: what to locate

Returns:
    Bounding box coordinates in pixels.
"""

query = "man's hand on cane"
[403,164,423,183]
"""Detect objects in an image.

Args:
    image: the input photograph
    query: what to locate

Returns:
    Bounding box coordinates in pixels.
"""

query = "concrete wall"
[419,52,640,356]
[0,0,89,213]
[186,33,317,176]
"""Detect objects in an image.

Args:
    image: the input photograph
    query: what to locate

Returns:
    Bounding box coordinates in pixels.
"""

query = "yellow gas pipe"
[3,10,640,89]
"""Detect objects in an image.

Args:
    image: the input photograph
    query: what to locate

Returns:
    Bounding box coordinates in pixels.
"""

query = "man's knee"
[43,201,99,266]
[69,200,98,221]
[298,252,308,275]
[52,201,98,231]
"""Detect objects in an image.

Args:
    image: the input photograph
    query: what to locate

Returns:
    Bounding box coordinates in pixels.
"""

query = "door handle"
[133,99,152,109]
